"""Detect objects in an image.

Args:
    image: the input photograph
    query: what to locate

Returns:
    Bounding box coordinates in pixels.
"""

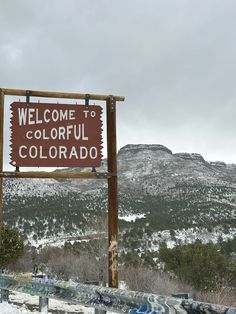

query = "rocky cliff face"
[3,144,236,246]
[115,145,236,204]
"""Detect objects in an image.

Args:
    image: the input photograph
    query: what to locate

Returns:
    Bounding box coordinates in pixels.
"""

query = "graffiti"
[0,275,235,314]
[130,303,165,314]
[109,236,118,286]
[182,300,236,314]
[90,291,113,307]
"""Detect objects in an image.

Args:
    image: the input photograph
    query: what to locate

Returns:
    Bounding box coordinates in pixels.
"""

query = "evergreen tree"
[0,227,24,268]
[159,242,235,291]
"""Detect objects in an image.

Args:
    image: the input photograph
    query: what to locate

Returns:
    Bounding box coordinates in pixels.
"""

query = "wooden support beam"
[0,171,116,179]
[0,88,125,102]
[0,92,4,229]
[106,97,119,288]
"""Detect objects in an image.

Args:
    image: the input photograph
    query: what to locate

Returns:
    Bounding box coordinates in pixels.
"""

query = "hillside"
[3,144,236,249]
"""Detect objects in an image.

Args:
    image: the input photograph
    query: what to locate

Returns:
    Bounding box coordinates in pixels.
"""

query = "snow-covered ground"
[1,302,32,314]
[1,290,95,314]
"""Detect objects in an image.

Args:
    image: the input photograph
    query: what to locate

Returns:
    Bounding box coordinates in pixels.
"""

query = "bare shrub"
[198,285,236,307]
[47,252,100,282]
[9,246,37,273]
[37,246,64,264]
[72,254,101,282]
[121,266,192,296]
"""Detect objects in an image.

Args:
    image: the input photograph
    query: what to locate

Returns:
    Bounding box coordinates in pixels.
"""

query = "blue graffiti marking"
[130,304,165,314]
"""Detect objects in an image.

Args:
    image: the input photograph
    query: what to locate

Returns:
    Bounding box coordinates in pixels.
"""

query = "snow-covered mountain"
[3,144,236,247]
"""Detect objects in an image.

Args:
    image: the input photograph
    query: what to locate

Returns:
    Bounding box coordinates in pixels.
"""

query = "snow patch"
[119,214,146,222]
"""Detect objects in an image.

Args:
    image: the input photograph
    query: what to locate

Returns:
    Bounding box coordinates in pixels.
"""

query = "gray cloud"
[1,0,236,170]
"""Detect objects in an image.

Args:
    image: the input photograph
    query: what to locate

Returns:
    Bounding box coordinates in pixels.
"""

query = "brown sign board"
[10,102,103,167]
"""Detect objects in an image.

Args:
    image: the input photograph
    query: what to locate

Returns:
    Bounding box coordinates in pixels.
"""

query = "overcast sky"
[1,0,236,170]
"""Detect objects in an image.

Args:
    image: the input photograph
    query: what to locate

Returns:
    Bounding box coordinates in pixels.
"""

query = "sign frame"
[0,88,125,288]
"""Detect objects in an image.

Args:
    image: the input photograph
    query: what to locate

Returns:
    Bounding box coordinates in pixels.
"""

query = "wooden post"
[0,92,4,230]
[106,97,118,288]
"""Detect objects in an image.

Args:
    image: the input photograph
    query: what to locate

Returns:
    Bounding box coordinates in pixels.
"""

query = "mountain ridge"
[3,144,236,248]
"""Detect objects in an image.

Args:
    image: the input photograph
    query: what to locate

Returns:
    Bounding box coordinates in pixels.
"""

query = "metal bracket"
[96,172,108,179]
[85,94,90,110]
[91,166,96,173]
[26,90,30,106]
[15,166,20,173]
[109,96,116,112]
[96,172,117,179]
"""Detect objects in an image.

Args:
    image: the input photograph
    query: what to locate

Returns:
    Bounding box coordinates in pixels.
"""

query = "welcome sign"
[10,102,102,167]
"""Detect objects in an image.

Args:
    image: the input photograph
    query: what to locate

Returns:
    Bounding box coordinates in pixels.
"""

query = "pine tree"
[159,242,235,291]
[0,227,24,268]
